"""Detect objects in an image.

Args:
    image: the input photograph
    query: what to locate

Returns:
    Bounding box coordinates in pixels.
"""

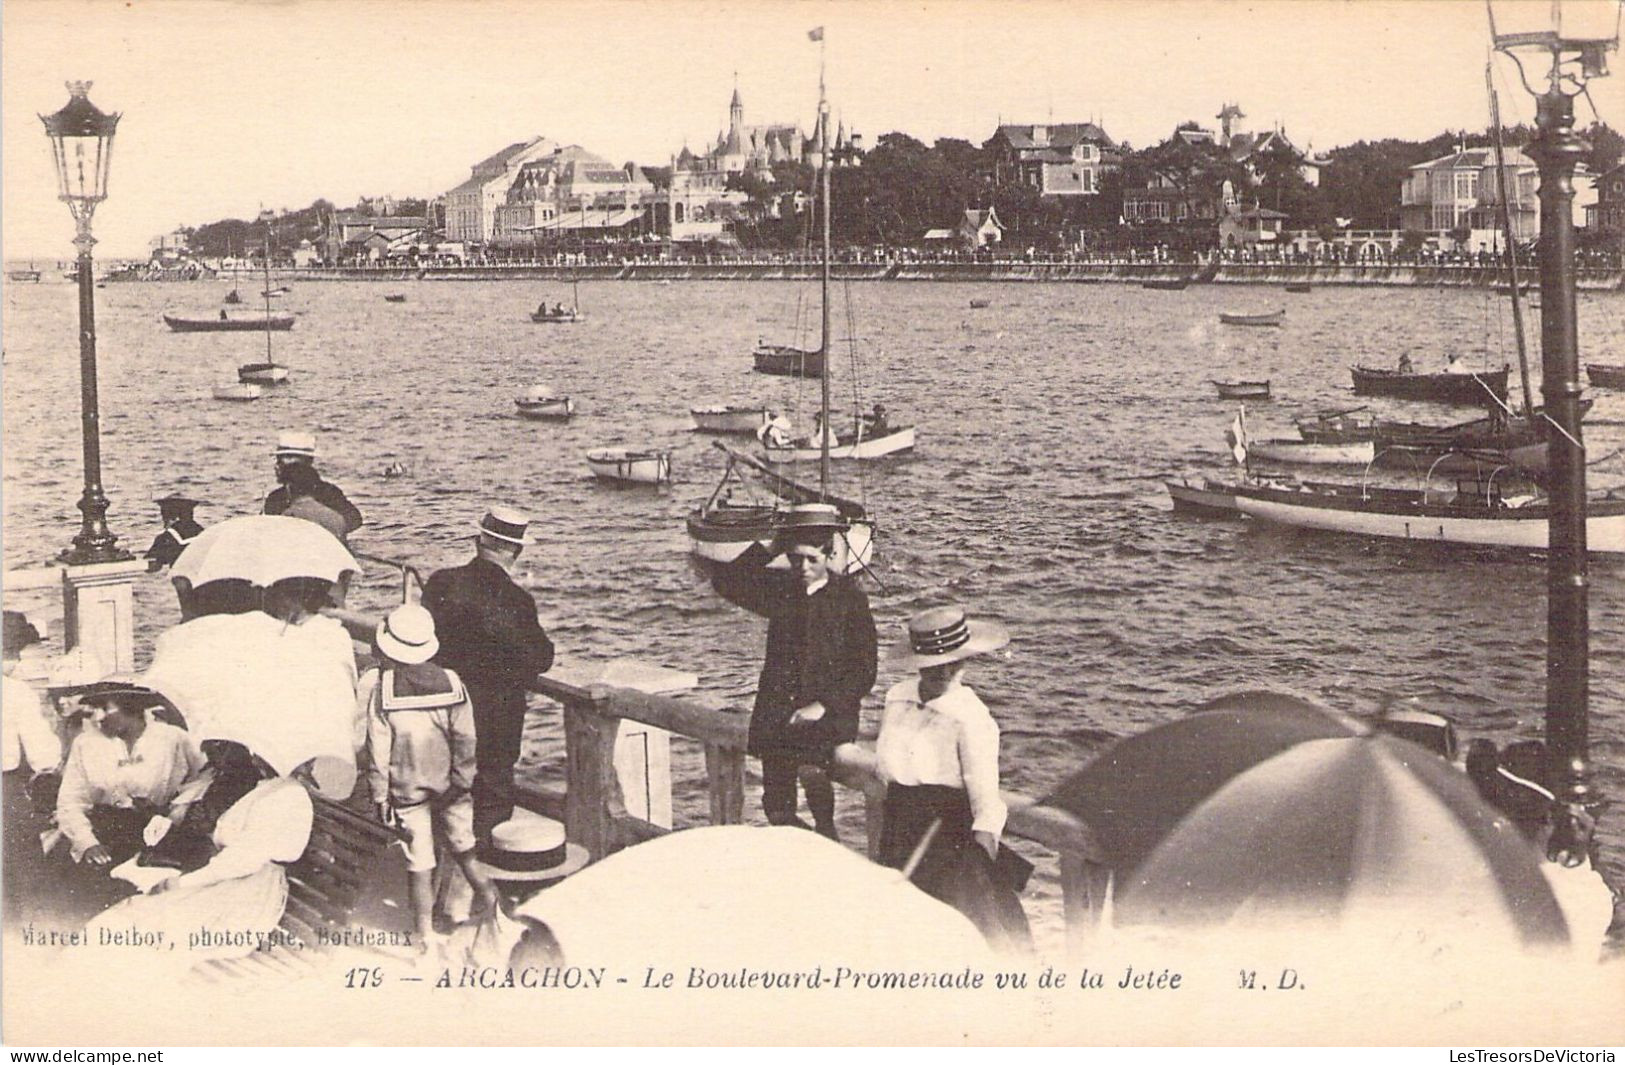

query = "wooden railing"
[329,606,1111,952]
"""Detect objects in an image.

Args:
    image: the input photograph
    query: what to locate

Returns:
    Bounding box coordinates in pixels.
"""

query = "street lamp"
[1489,0,1619,864]
[40,81,131,565]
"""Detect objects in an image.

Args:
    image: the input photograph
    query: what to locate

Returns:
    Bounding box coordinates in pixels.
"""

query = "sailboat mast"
[818,45,832,496]
[262,223,274,364]
[1487,64,1534,416]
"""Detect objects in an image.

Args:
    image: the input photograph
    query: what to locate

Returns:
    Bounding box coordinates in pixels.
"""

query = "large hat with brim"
[770,503,848,550]
[75,674,187,727]
[471,810,590,883]
[273,430,317,458]
[478,505,531,545]
[889,605,1010,671]
[375,604,439,665]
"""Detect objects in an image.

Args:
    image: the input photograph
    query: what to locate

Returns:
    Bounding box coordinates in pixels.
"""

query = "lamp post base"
[60,489,133,566]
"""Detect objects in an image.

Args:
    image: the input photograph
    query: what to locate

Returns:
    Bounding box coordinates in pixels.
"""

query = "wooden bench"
[190,796,405,982]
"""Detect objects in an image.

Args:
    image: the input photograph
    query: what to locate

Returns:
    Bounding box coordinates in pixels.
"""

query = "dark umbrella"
[1041,691,1569,947]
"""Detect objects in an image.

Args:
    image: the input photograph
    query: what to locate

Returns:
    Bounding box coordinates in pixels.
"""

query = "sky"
[3,0,1621,260]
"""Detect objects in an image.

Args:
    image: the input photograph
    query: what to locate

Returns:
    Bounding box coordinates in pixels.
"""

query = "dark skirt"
[878,783,1032,954]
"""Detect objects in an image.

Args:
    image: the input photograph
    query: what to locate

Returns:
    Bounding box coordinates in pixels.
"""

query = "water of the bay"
[4,277,1623,933]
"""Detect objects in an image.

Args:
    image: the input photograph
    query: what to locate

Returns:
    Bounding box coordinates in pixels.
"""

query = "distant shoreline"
[90,262,1625,290]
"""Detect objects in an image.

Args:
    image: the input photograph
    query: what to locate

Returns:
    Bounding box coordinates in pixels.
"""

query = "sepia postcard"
[3,0,1623,1048]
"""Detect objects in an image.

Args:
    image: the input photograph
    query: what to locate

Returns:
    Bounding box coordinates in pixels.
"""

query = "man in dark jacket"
[144,495,205,571]
[712,504,877,839]
[422,506,555,843]
[262,431,364,536]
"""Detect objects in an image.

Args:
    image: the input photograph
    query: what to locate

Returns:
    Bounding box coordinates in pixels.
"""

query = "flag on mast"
[808,26,824,41]
[1225,404,1248,465]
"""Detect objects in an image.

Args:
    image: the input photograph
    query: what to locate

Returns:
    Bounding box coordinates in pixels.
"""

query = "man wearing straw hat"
[711,503,877,839]
[423,506,555,844]
[262,430,364,537]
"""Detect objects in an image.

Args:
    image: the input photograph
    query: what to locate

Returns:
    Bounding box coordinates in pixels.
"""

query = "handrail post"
[1058,853,1113,958]
[563,687,629,861]
[702,742,746,825]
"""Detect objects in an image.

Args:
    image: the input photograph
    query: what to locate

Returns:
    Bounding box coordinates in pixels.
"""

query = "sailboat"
[237,230,291,385]
[686,33,876,575]
[531,278,586,323]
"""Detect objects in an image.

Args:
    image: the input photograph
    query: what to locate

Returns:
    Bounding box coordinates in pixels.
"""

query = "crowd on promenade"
[2,428,1620,973]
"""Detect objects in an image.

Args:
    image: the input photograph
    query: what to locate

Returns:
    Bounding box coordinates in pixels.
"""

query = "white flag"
[1225,404,1248,465]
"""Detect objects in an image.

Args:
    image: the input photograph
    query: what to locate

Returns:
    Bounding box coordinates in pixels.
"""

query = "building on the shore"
[1218,203,1289,249]
[492,145,656,247]
[1590,163,1625,239]
[322,213,435,264]
[1122,105,1322,225]
[923,207,1004,252]
[1402,146,1533,236]
[984,122,1115,198]
[441,137,560,245]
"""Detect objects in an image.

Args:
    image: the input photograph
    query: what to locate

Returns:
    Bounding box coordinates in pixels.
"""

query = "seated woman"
[53,678,207,920]
[84,741,337,965]
[876,604,1032,953]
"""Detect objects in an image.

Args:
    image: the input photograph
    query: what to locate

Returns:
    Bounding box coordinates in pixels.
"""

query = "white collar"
[804,576,828,596]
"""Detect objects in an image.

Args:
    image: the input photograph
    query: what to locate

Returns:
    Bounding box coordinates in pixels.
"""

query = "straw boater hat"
[374,604,439,665]
[273,430,318,459]
[478,505,531,546]
[770,502,848,550]
[471,809,590,883]
[889,605,1010,671]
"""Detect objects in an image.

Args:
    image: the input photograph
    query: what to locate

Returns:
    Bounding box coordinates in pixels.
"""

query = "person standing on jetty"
[423,507,555,844]
[711,503,877,839]
[876,605,1032,953]
[262,431,364,537]
[144,494,204,571]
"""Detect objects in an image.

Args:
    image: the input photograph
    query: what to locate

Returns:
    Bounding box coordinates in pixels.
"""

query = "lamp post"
[40,81,131,565]
[1490,1,1619,864]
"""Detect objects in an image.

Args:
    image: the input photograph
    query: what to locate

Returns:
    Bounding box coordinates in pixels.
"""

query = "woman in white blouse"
[876,605,1031,951]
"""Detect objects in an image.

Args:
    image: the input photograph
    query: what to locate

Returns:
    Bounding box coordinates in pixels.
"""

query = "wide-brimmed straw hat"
[769,503,848,551]
[374,604,439,665]
[273,430,318,459]
[478,505,530,546]
[889,605,1009,671]
[471,810,591,883]
[74,674,187,728]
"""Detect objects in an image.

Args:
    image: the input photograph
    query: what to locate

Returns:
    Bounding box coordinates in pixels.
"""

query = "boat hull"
[1587,364,1625,389]
[686,507,875,574]
[516,398,574,420]
[1232,483,1625,556]
[1141,279,1189,291]
[1219,311,1284,326]
[1249,439,1374,466]
[762,426,916,463]
[691,407,772,434]
[753,346,824,378]
[586,448,671,484]
[212,383,263,402]
[1213,380,1271,400]
[1165,479,1241,516]
[1351,365,1509,405]
[238,363,289,384]
[531,311,585,324]
[165,314,295,332]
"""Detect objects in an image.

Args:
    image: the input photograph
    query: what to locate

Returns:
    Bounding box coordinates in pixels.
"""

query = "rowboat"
[761,423,917,463]
[1165,478,1242,516]
[7,269,41,283]
[1248,439,1375,466]
[515,386,574,420]
[531,306,585,324]
[1587,363,1625,389]
[1231,479,1625,556]
[1350,364,1509,405]
[1284,282,1313,294]
[752,343,824,379]
[969,298,992,309]
[1212,380,1271,400]
[384,294,407,303]
[164,313,295,332]
[1219,309,1284,327]
[688,447,875,574]
[691,406,773,434]
[586,448,672,485]
[1142,278,1190,291]
[237,362,290,385]
[212,381,263,402]
[1296,408,1376,444]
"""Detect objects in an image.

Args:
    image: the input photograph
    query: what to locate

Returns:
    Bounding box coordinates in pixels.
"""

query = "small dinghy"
[384,294,407,303]
[238,362,289,385]
[1219,309,1285,327]
[1212,379,1271,400]
[586,447,672,485]
[969,298,992,309]
[1248,438,1375,466]
[212,381,263,402]
[691,405,772,434]
[515,385,575,420]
